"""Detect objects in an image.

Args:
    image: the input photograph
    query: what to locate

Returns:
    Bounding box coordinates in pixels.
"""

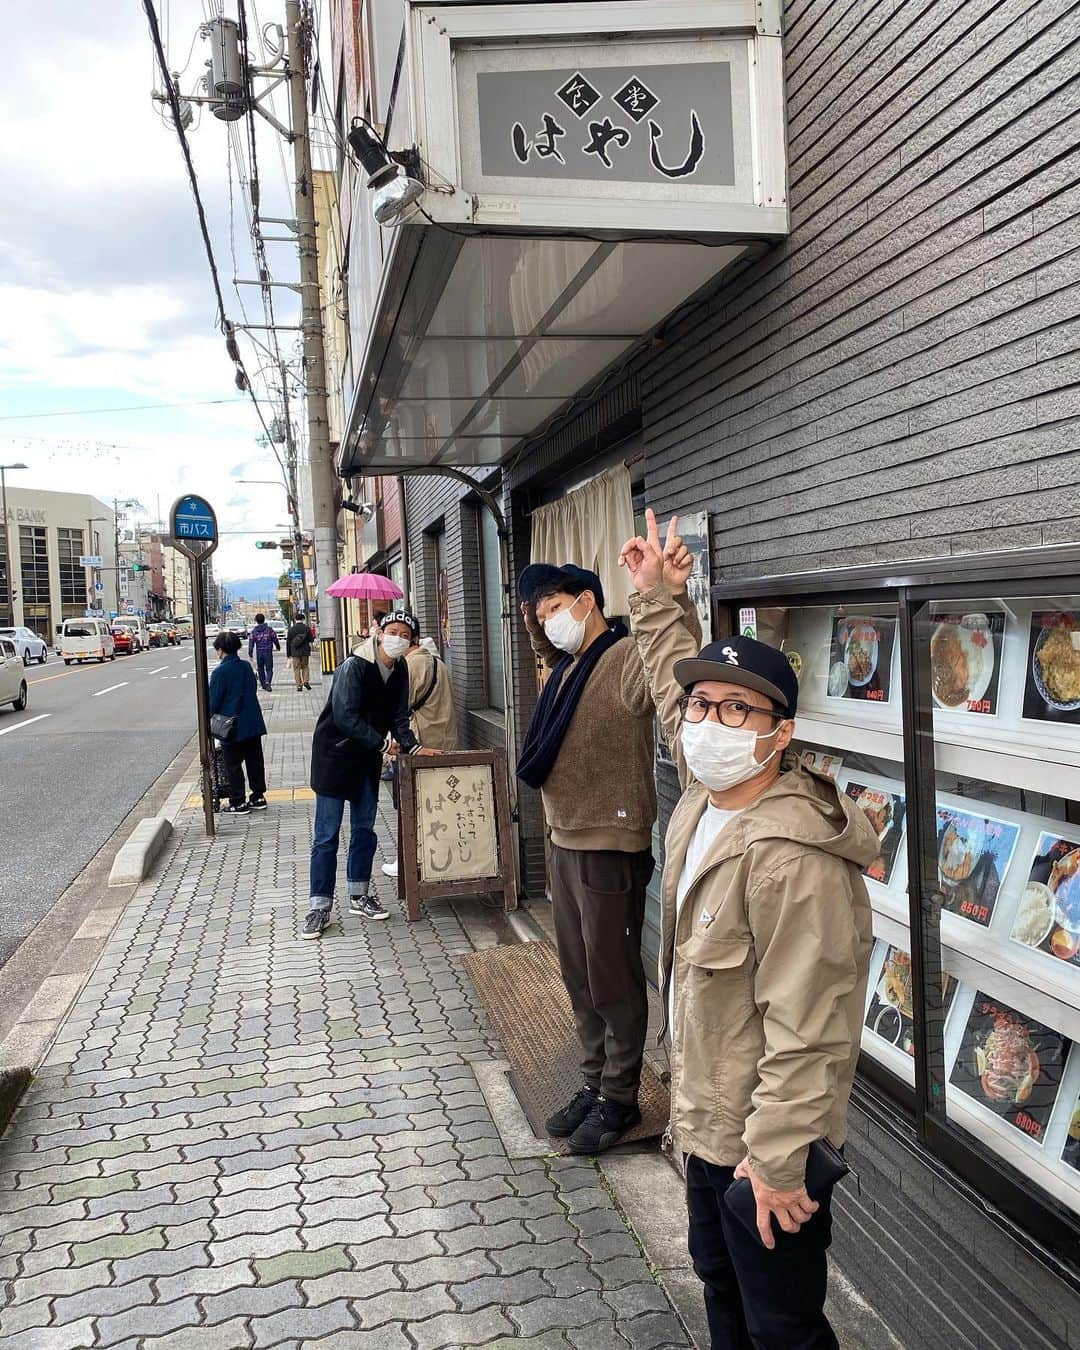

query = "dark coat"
[310,654,418,799]
[209,653,267,743]
[287,621,314,659]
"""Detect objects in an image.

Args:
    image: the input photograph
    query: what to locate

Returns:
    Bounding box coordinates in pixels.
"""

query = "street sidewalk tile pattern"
[0,694,690,1349]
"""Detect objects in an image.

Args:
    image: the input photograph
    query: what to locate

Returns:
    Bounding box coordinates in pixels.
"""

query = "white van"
[60,618,116,664]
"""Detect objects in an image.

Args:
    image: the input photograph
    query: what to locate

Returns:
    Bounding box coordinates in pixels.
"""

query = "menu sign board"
[950,993,1070,1144]
[827,615,896,703]
[937,806,1020,927]
[929,612,1005,715]
[1009,831,1080,967]
[864,945,956,1056]
[1024,611,1080,725]
[844,782,906,886]
[416,763,499,884]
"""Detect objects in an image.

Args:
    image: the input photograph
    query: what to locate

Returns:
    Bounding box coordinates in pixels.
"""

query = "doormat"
[461,941,668,1149]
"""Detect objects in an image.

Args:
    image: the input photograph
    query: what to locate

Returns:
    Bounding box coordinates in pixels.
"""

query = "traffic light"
[254,541,279,550]
[131,563,147,573]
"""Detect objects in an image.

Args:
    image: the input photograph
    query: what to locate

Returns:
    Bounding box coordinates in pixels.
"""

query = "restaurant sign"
[476,63,734,187]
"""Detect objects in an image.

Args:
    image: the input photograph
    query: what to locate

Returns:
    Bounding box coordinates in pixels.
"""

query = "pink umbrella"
[325,572,403,600]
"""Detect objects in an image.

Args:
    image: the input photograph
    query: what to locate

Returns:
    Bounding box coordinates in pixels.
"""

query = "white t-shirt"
[668,804,742,1038]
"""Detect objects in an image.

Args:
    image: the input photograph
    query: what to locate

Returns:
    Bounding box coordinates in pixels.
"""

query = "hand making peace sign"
[618,508,694,595]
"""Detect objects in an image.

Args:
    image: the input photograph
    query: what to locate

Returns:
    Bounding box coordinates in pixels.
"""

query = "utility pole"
[284,0,340,660]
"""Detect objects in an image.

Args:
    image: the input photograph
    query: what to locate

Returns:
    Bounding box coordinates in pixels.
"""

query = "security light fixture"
[347,119,424,227]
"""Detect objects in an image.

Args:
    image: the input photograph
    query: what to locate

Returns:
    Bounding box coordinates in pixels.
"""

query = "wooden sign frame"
[397,749,518,922]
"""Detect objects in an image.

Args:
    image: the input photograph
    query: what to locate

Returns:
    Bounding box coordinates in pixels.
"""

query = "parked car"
[146,625,167,648]
[111,626,136,656]
[59,618,116,664]
[163,621,179,645]
[0,637,28,712]
[0,626,48,666]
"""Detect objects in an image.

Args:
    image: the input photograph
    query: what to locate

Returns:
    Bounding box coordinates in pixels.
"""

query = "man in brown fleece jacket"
[518,559,699,1153]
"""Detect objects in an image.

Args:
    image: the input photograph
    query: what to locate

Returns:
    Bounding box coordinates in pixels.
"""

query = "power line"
[0,398,251,422]
[142,0,229,332]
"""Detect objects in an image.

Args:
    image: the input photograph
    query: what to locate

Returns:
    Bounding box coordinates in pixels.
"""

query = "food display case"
[714,546,1080,1269]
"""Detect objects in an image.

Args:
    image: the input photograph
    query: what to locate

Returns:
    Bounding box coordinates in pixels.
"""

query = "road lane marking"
[149,666,169,674]
[0,713,50,737]
[92,682,129,698]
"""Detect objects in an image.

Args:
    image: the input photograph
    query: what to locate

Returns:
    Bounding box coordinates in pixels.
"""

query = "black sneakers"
[302,909,330,940]
[545,1084,600,1138]
[222,802,251,815]
[349,894,389,920]
[249,796,268,811]
[566,1096,642,1155]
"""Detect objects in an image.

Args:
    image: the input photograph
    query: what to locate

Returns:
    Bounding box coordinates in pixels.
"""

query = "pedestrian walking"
[287,615,315,690]
[379,611,458,880]
[620,510,878,1350]
[516,560,700,1154]
[303,614,434,939]
[248,612,280,691]
[209,630,268,815]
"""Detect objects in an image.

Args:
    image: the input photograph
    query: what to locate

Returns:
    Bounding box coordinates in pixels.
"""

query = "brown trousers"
[549,845,654,1105]
[291,654,310,688]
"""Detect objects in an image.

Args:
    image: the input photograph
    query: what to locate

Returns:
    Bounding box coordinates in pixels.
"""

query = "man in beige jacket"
[621,511,878,1350]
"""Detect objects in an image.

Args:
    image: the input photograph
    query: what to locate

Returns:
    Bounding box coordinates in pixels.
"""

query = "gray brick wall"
[641,0,1079,579]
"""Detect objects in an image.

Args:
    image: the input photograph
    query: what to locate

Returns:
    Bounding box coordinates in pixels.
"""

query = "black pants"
[222,736,266,807]
[549,846,653,1105]
[686,1154,837,1350]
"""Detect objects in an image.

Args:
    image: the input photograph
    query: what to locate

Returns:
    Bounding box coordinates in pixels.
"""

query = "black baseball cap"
[673,635,799,716]
[517,562,605,612]
[377,610,419,639]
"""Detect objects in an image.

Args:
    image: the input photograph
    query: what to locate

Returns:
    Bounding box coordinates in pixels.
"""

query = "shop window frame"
[713,543,1080,1282]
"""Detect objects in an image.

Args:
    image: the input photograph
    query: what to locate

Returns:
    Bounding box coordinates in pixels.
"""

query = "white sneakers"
[381,859,399,878]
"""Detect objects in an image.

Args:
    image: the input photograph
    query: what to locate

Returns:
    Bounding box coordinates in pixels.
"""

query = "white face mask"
[381,635,411,659]
[681,718,782,792]
[542,594,592,655]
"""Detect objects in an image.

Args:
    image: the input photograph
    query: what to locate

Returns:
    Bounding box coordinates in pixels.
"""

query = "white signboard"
[79,554,103,568]
[416,763,499,884]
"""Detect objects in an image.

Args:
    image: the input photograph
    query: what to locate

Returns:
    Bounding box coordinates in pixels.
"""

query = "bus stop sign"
[169,494,218,558]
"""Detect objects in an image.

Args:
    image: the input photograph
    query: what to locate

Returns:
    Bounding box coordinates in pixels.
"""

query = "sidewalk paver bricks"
[0,695,692,1349]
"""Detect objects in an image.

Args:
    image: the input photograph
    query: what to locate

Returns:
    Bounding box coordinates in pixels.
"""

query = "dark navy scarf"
[517,621,628,790]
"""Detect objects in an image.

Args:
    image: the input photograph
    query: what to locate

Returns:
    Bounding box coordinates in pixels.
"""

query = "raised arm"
[622,510,699,786]
[520,600,562,671]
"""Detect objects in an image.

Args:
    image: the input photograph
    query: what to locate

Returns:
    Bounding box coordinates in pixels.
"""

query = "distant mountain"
[223,575,279,602]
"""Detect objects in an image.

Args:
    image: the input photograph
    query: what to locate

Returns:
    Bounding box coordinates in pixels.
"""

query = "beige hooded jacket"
[628,582,879,1190]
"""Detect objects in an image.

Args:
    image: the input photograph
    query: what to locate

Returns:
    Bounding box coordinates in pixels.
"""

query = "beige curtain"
[529,463,635,614]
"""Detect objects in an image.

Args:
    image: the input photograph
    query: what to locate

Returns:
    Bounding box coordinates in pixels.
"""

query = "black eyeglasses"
[678,694,786,728]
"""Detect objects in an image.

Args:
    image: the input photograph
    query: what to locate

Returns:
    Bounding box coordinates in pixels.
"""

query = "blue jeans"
[309,784,378,911]
[256,651,274,688]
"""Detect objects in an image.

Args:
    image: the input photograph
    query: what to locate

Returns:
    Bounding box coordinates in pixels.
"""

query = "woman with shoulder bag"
[209,630,268,814]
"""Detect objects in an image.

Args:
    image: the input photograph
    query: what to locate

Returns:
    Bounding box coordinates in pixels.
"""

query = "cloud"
[0,0,309,581]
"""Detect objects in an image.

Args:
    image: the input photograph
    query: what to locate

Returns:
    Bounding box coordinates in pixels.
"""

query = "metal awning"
[338,226,747,476]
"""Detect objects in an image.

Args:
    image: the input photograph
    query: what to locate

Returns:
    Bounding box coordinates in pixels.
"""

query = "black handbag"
[722,1139,852,1247]
[210,713,237,741]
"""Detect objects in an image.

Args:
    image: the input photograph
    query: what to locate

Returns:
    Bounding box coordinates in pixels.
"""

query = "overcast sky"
[0,0,320,580]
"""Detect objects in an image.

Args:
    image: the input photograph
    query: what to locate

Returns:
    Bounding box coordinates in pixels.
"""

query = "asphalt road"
[0,643,199,968]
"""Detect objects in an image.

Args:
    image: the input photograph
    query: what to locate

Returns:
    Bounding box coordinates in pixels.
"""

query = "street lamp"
[0,463,27,625]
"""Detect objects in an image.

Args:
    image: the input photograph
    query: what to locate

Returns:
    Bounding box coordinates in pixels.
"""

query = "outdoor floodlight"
[348,119,425,226]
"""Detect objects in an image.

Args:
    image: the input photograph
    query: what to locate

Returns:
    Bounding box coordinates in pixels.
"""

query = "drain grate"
[462,941,668,1148]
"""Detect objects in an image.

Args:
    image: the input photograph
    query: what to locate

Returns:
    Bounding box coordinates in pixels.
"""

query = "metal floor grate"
[462,941,669,1148]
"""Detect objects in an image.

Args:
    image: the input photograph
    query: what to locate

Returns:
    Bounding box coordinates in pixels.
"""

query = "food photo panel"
[1063,1092,1080,1174]
[929,611,1005,716]
[844,781,906,886]
[936,806,1021,928]
[1010,831,1080,968]
[827,614,897,703]
[1023,610,1080,726]
[950,992,1070,1145]
[864,946,956,1058]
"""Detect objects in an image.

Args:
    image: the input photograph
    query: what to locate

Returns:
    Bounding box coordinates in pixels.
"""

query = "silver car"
[0,626,48,666]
